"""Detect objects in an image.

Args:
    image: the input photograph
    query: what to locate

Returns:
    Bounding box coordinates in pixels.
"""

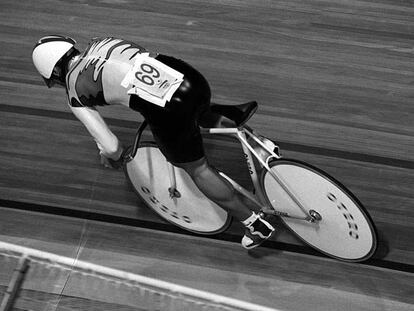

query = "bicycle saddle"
[210,101,258,126]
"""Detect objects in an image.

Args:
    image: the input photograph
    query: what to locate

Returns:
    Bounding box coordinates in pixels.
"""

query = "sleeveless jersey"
[66,37,147,108]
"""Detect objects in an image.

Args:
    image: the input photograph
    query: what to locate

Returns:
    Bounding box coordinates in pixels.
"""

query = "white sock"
[242,212,259,227]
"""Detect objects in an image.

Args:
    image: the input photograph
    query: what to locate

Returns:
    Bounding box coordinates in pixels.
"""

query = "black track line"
[0,199,412,273]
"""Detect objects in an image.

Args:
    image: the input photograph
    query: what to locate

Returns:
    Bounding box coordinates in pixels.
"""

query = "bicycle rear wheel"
[125,142,231,235]
[261,159,377,262]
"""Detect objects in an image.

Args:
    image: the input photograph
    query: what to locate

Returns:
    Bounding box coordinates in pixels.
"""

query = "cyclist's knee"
[174,157,209,176]
[181,160,237,200]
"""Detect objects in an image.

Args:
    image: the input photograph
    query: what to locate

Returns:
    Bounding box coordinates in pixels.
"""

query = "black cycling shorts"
[129,54,211,164]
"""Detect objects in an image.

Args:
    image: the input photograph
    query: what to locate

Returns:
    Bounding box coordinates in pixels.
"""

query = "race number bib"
[121,53,184,107]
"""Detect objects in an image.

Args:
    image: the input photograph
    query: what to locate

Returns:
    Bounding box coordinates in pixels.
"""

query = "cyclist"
[32,35,275,249]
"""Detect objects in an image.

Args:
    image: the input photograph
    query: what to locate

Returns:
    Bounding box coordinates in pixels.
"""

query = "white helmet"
[32,35,77,86]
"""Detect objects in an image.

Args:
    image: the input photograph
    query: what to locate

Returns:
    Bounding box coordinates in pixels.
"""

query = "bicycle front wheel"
[125,142,231,235]
[261,159,377,262]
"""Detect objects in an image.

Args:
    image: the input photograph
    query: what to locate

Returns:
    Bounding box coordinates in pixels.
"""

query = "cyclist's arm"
[69,105,123,161]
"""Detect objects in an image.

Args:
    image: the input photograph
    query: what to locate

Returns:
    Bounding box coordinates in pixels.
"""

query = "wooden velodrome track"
[0,0,413,310]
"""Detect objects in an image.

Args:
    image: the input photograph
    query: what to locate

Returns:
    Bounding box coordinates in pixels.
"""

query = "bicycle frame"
[201,127,314,222]
[128,122,315,223]
[126,122,377,261]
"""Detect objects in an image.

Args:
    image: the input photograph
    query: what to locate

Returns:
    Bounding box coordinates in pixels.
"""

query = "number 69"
[135,63,160,86]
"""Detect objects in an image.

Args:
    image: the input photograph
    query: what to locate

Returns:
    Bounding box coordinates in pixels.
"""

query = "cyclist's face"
[49,66,65,88]
[52,66,61,77]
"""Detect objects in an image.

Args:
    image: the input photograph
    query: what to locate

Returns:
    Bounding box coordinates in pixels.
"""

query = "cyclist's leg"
[175,157,275,249]
[174,157,252,221]
[130,55,274,248]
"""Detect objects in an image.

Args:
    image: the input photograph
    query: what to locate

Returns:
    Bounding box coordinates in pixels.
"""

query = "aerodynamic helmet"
[32,35,78,87]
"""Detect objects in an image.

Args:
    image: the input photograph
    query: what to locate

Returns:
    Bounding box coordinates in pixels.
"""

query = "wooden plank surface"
[0,110,413,265]
[0,0,413,309]
[0,207,412,311]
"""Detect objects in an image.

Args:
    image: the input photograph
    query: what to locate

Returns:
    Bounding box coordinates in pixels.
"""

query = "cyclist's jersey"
[65,37,210,163]
[66,37,148,108]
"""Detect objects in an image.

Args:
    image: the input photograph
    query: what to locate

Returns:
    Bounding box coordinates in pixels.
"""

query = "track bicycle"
[123,102,378,262]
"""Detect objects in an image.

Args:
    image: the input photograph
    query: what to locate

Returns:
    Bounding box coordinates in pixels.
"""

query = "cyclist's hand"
[100,152,124,169]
